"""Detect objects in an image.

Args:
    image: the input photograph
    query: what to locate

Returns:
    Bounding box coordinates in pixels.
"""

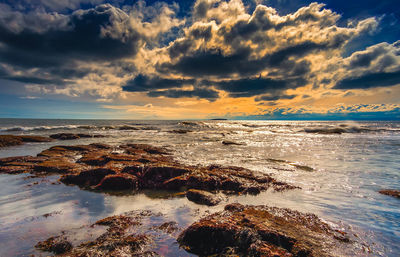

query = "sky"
[0,0,399,120]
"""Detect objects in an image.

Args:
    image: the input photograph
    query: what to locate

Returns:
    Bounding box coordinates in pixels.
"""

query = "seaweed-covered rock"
[1,143,298,197]
[186,189,222,206]
[33,158,84,174]
[61,168,116,187]
[35,236,72,254]
[36,211,160,256]
[94,173,139,191]
[178,203,352,256]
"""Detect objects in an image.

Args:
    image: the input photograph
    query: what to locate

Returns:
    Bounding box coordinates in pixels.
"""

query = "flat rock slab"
[49,133,105,140]
[0,135,53,148]
[0,143,299,200]
[178,203,353,256]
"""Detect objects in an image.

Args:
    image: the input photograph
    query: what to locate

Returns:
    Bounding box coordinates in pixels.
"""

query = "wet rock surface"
[49,133,105,140]
[178,203,353,256]
[0,143,298,197]
[379,189,400,199]
[35,210,171,256]
[0,135,53,148]
[186,189,222,206]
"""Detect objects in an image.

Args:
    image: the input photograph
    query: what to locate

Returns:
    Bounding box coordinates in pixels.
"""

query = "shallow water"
[0,119,399,256]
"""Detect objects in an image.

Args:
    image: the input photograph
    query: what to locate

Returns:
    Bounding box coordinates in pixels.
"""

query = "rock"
[0,135,52,148]
[379,189,400,199]
[94,173,139,191]
[33,158,83,174]
[36,211,160,256]
[1,143,298,196]
[124,144,170,155]
[152,221,179,234]
[60,168,116,187]
[35,236,72,254]
[49,133,105,140]
[178,204,352,256]
[186,189,222,206]
[168,129,193,134]
[118,125,139,130]
[19,135,53,143]
[49,133,80,140]
[222,140,244,145]
[140,166,191,188]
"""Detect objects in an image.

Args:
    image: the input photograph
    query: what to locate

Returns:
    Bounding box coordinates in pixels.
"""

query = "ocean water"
[0,118,399,256]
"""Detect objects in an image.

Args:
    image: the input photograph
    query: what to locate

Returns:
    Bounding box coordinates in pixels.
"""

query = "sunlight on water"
[0,119,399,256]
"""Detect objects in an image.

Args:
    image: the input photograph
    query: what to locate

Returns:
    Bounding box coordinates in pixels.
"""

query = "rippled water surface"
[0,119,399,256]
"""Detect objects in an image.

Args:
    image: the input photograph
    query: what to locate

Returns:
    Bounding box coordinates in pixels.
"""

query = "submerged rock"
[186,189,222,206]
[379,189,400,199]
[178,203,352,256]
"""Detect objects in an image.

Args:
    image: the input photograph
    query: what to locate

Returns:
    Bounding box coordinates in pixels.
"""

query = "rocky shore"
[0,137,367,256]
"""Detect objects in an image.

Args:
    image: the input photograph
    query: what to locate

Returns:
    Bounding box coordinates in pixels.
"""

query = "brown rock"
[61,168,116,187]
[35,236,72,254]
[37,211,159,256]
[178,204,352,256]
[94,173,139,191]
[140,166,191,188]
[168,129,193,134]
[49,133,81,140]
[222,140,244,145]
[118,125,139,130]
[379,189,400,199]
[0,135,52,148]
[186,189,222,206]
[34,158,83,174]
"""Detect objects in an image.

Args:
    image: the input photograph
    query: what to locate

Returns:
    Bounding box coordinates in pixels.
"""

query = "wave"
[1,125,80,132]
[303,126,400,134]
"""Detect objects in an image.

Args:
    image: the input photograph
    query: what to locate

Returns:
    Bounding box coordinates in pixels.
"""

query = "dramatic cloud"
[146,1,380,101]
[0,0,399,119]
[333,41,400,89]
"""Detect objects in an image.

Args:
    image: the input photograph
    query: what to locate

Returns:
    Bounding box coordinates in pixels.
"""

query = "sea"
[0,119,399,256]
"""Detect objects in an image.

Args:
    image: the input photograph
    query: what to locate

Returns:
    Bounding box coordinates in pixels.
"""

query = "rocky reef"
[0,135,53,148]
[35,210,175,256]
[0,143,298,200]
[49,133,105,140]
[178,203,352,256]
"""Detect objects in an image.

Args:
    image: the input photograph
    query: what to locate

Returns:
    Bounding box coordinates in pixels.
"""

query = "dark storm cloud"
[0,4,142,85]
[147,87,219,101]
[334,70,400,89]
[334,41,400,90]
[122,74,195,92]
[0,4,140,66]
[211,77,306,98]
[159,41,319,77]
[255,94,297,101]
